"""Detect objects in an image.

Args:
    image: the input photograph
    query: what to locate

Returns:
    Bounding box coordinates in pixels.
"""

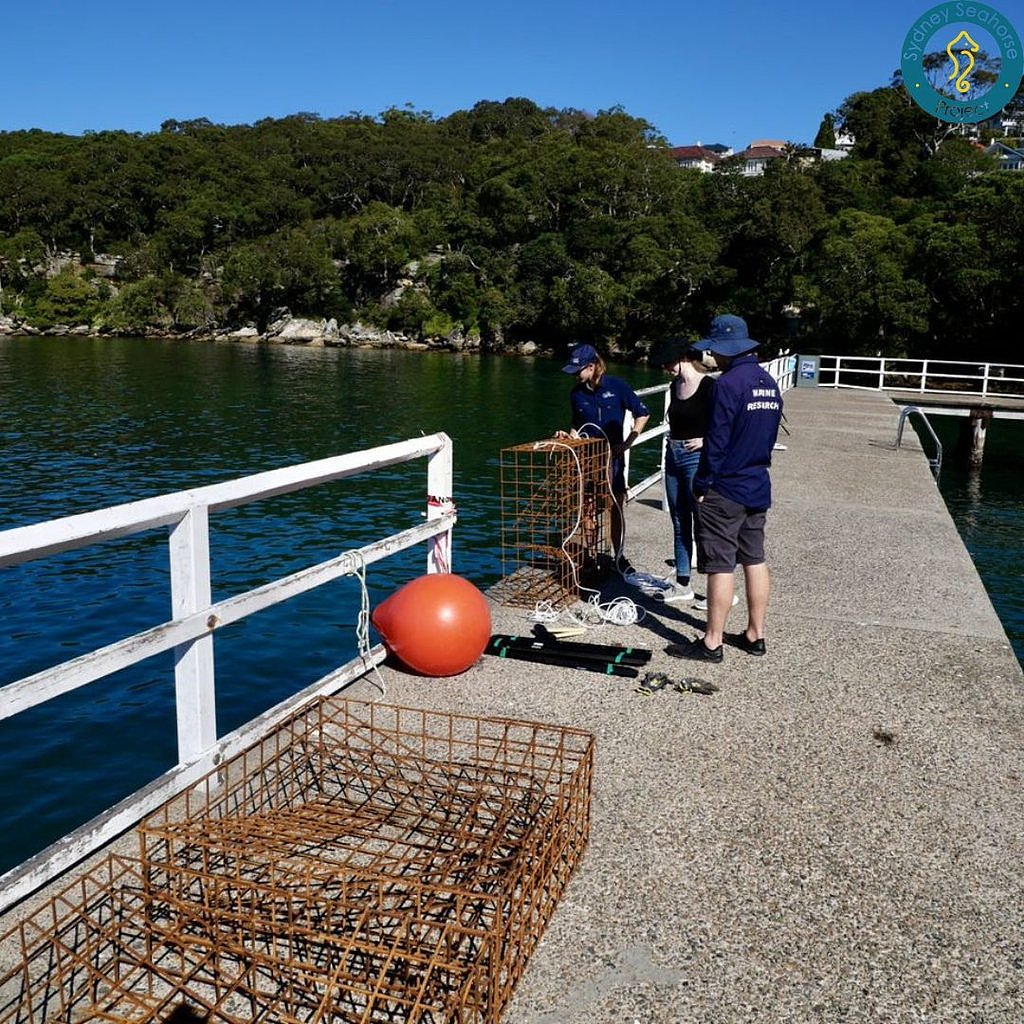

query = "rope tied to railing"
[350,549,387,698]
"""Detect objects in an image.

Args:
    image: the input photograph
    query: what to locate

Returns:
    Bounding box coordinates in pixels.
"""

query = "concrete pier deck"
[2,387,1021,1022]
[362,387,1024,1022]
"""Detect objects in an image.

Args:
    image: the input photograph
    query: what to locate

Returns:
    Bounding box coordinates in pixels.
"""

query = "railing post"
[426,434,454,574]
[168,505,217,762]
[622,410,634,493]
[661,388,671,512]
[982,362,991,398]
[920,360,928,393]
[878,358,885,390]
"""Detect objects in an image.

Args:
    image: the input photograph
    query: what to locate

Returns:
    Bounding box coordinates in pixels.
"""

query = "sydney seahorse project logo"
[901,2,1024,122]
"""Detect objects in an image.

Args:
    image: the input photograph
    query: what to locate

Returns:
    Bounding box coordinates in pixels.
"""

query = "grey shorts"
[695,489,767,573]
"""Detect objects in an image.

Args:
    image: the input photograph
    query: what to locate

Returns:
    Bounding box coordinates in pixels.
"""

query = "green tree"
[813,113,837,149]
[24,269,102,329]
[221,226,338,330]
[797,210,929,354]
[331,202,422,306]
[921,45,1000,102]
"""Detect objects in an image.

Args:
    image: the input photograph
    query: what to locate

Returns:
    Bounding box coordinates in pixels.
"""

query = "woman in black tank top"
[649,337,713,604]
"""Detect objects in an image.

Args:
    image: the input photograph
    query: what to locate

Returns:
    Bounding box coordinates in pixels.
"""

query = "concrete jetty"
[2,387,1021,1022]
[361,387,1024,1022]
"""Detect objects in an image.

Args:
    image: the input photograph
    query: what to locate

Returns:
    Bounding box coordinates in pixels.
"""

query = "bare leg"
[742,562,770,640]
[702,572,735,649]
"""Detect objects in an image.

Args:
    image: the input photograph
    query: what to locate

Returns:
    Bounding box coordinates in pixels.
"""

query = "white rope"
[527,593,645,629]
[576,420,636,577]
[351,551,387,699]
[530,439,603,602]
[584,593,645,626]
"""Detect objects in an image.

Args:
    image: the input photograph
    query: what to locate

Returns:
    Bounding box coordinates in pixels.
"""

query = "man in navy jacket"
[668,315,783,663]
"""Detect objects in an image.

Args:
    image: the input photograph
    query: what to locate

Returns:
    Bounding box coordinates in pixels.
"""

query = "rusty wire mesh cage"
[492,436,611,608]
[0,698,594,1024]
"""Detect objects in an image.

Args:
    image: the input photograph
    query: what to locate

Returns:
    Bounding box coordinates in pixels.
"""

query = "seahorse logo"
[901,3,1023,124]
[946,29,980,95]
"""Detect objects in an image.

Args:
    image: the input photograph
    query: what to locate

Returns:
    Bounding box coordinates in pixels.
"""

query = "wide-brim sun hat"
[562,343,599,374]
[693,314,760,357]
[648,336,697,367]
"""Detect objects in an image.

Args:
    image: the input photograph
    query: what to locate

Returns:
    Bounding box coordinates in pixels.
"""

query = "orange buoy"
[371,573,491,677]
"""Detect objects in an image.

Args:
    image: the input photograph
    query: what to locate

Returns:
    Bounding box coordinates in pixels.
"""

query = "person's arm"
[693,379,737,498]
[615,387,650,456]
[620,412,649,451]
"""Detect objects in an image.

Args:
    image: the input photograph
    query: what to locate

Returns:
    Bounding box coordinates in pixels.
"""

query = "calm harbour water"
[0,337,1020,876]
[928,414,1024,665]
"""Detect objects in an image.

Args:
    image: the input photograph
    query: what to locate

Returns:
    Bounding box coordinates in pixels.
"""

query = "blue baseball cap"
[562,343,599,374]
[693,314,760,357]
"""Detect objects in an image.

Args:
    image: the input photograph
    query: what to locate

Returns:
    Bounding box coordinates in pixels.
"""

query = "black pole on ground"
[484,641,641,678]
[489,632,651,666]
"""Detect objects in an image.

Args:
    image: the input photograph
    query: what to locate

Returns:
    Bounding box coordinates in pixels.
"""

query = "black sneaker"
[665,638,724,663]
[727,631,767,656]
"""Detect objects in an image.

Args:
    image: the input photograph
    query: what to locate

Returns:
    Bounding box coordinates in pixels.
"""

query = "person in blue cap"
[557,343,650,575]
[666,315,783,663]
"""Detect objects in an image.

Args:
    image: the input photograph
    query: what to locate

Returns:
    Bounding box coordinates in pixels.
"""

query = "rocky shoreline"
[0,311,553,357]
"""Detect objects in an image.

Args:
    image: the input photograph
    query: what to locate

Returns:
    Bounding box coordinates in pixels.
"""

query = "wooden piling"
[964,407,993,467]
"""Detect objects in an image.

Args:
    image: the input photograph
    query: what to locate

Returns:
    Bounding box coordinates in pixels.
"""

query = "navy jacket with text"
[693,353,783,509]
[569,375,649,447]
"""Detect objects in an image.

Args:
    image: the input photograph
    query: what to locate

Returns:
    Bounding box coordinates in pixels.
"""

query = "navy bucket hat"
[649,336,698,367]
[562,343,599,374]
[693,314,760,357]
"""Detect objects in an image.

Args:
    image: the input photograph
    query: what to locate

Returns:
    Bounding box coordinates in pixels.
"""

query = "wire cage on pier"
[0,698,594,1024]
[492,436,612,608]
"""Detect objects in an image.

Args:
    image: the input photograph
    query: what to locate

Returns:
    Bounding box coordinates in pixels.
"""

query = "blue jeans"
[664,440,701,581]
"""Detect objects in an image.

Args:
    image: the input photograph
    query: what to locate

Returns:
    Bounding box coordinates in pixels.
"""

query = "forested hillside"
[1,88,1021,361]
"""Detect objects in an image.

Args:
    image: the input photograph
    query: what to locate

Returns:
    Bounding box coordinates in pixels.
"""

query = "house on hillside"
[732,143,787,176]
[984,141,1024,170]
[669,138,846,176]
[833,131,855,152]
[668,145,725,172]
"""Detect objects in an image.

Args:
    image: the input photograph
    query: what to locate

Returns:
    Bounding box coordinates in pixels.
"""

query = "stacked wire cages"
[0,698,594,1024]
[494,436,612,608]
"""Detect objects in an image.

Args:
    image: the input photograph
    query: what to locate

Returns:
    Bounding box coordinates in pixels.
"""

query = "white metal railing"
[0,434,455,910]
[816,356,1024,398]
[625,350,796,503]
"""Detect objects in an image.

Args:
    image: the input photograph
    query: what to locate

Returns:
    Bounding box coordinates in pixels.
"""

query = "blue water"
[0,336,666,874]
[927,414,1024,666]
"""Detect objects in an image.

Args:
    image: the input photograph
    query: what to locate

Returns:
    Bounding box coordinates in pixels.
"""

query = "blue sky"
[5,0,1022,146]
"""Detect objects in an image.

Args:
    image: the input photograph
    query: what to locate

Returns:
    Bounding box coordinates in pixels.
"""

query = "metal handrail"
[896,405,943,479]
[817,355,1024,399]
[0,434,455,911]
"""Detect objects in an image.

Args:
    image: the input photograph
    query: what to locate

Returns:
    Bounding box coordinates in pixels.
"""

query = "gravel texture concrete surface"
[352,388,1024,1023]
[2,388,1021,1023]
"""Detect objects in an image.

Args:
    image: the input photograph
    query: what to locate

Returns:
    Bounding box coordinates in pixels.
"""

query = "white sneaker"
[662,582,695,605]
[693,593,740,611]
